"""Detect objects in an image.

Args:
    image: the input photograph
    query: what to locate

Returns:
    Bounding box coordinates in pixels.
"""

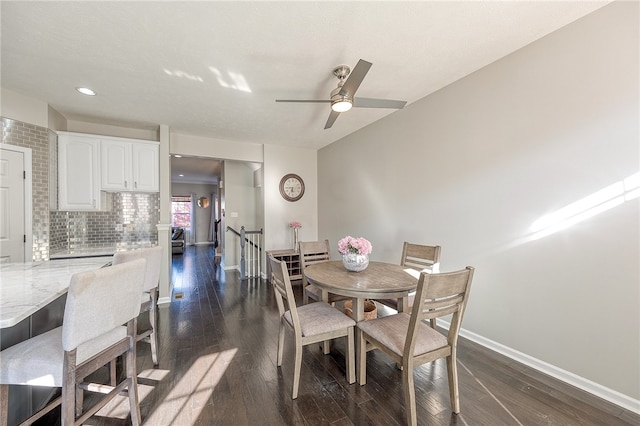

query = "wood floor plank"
[32,245,639,425]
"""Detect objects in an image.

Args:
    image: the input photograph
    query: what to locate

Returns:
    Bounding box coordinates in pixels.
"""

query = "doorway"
[0,144,32,262]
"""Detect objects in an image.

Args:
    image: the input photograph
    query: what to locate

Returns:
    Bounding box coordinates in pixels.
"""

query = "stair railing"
[226,226,263,279]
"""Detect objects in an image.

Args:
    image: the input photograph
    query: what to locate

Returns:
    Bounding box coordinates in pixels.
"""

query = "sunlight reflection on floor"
[89,348,237,424]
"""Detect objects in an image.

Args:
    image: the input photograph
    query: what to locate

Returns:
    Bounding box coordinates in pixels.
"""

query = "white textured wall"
[263,144,318,251]
[223,160,261,268]
[0,89,48,127]
[318,2,638,401]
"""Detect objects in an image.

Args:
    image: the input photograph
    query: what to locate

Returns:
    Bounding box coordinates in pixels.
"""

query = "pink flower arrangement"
[289,221,302,229]
[338,236,372,255]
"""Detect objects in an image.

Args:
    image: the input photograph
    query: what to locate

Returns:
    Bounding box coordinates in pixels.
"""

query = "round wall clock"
[279,173,305,202]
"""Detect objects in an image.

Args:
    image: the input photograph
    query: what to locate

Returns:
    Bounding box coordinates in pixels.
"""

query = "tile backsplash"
[50,192,160,253]
[2,116,159,260]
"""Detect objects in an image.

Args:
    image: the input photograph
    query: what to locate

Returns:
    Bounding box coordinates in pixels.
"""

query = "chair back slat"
[62,258,147,351]
[405,266,474,354]
[420,294,465,318]
[299,240,330,267]
[401,242,441,273]
[268,255,301,331]
[299,240,331,303]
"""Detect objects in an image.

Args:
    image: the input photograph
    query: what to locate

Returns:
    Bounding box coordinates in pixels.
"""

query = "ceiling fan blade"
[324,110,340,129]
[339,59,372,97]
[275,99,331,103]
[353,97,407,109]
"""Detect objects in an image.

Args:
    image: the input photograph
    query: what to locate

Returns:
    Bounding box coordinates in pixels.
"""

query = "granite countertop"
[49,247,117,259]
[0,257,113,328]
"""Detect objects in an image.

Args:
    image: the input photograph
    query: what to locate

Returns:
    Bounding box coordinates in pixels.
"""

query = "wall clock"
[279,173,305,202]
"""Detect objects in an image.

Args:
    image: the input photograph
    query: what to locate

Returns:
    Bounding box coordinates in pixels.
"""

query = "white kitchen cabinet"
[101,138,159,192]
[58,133,106,211]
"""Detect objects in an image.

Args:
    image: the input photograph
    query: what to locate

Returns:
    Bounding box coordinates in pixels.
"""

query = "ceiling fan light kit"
[331,97,352,112]
[276,59,407,129]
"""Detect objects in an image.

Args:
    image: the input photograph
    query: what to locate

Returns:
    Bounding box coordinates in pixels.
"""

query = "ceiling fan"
[276,59,407,129]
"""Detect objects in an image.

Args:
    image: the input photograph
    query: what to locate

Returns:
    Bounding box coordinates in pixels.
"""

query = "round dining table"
[304,260,419,320]
[304,260,419,384]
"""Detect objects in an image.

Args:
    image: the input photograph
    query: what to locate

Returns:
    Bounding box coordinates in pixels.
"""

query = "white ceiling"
[2,1,609,155]
[171,156,223,185]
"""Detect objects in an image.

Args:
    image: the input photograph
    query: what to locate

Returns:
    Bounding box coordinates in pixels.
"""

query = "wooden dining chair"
[357,266,474,426]
[268,255,356,399]
[299,240,349,305]
[376,242,441,328]
[0,259,147,426]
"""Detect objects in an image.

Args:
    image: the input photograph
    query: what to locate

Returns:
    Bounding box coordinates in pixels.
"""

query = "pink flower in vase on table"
[289,221,302,229]
[338,236,372,272]
[337,236,372,255]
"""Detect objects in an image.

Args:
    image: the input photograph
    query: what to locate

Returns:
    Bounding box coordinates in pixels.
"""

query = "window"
[171,196,191,230]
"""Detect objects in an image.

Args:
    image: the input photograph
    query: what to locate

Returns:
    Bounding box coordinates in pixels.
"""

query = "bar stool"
[0,259,147,425]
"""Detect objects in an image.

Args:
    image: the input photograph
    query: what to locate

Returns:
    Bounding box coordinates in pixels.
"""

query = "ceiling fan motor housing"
[330,86,352,112]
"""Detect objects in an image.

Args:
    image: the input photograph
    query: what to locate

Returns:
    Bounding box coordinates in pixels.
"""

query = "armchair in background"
[171,227,185,255]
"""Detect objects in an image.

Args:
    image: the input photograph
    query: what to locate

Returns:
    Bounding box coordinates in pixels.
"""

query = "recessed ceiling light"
[179,174,184,177]
[76,87,96,96]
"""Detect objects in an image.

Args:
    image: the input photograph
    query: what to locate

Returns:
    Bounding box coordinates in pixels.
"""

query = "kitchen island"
[1,256,113,329]
[0,256,113,425]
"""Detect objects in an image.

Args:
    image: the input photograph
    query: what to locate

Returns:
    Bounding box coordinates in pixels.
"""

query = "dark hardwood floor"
[42,245,639,425]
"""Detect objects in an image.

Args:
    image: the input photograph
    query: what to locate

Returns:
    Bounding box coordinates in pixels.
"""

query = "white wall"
[263,144,318,251]
[318,1,639,405]
[0,89,48,127]
[223,160,261,268]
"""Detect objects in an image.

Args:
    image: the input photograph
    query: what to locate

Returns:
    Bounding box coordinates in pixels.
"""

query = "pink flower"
[337,236,372,255]
[289,221,302,229]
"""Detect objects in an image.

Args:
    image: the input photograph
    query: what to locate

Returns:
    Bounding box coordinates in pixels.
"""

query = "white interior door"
[0,146,31,263]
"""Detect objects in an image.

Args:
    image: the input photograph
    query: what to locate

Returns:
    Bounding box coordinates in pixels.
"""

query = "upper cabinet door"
[58,134,102,210]
[132,143,159,192]
[101,139,132,191]
[101,138,159,192]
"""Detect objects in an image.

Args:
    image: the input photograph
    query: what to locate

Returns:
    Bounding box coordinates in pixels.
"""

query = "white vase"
[293,228,299,252]
[342,253,369,272]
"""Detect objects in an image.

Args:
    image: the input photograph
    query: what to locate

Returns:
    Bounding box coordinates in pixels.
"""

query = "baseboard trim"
[157,296,171,306]
[440,320,640,414]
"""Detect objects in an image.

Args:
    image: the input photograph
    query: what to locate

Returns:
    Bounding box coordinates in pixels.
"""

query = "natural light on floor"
[144,348,238,425]
[92,349,237,424]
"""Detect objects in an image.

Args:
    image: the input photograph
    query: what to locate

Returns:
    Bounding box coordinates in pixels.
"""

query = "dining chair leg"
[346,328,356,384]
[62,351,77,426]
[292,339,303,400]
[109,359,117,386]
[1,385,8,426]
[322,340,330,355]
[402,361,417,426]
[75,384,83,417]
[127,323,142,426]
[357,330,367,385]
[447,354,460,413]
[149,289,159,366]
[277,323,285,367]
